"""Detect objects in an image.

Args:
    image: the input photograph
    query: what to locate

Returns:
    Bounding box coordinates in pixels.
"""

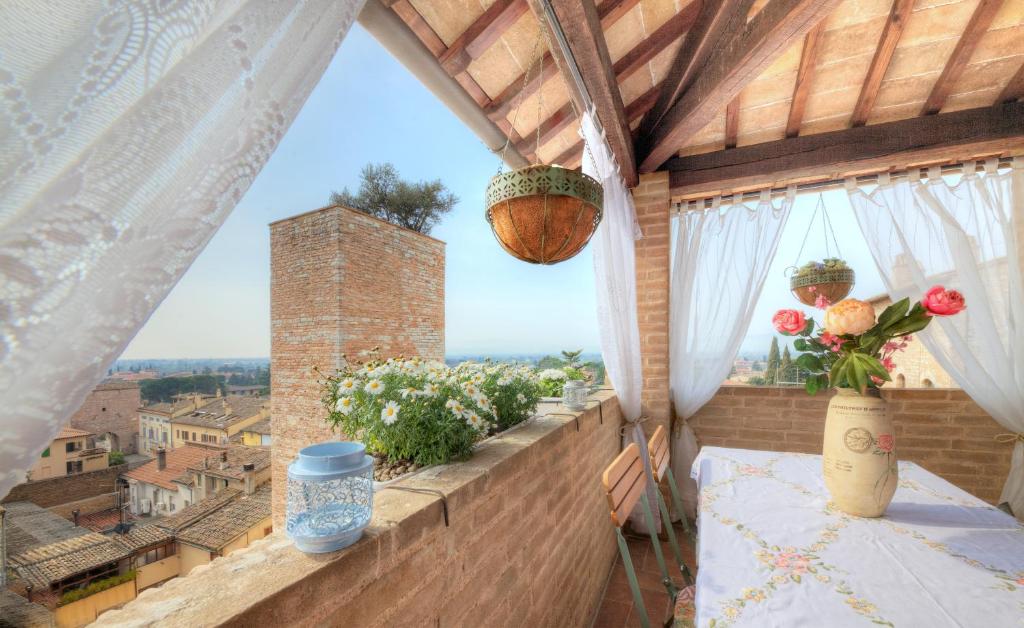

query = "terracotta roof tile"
[172,396,268,430]
[154,489,242,534]
[110,524,174,552]
[9,532,130,588]
[54,426,93,440]
[174,486,271,551]
[122,443,224,490]
[241,417,272,435]
[188,446,270,481]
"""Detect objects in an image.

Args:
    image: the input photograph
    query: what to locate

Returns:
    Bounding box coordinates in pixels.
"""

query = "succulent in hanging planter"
[485,165,603,265]
[790,258,855,307]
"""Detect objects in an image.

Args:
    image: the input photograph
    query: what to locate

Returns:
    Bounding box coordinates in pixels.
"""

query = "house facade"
[26,427,108,481]
[138,394,216,454]
[170,396,269,449]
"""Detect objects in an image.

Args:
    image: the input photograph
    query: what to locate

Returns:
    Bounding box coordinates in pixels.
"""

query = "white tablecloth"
[691,447,1024,627]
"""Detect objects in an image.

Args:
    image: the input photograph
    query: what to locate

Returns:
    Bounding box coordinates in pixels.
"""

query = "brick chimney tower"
[157,448,167,471]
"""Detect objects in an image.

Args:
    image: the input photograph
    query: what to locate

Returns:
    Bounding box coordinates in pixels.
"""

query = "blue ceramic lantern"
[286,441,373,553]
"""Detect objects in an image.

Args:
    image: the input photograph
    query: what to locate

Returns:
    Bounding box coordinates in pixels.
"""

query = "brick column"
[270,206,445,525]
[632,172,672,436]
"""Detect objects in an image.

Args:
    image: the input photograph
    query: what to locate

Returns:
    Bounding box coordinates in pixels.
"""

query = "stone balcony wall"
[688,385,1012,504]
[99,392,623,627]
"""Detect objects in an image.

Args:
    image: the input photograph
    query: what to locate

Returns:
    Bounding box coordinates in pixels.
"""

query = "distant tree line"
[747,337,800,386]
[140,375,227,403]
[536,350,607,385]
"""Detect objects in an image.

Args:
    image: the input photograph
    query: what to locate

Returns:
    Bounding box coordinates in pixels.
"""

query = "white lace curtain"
[0,0,365,500]
[581,110,651,528]
[848,159,1024,516]
[669,190,794,514]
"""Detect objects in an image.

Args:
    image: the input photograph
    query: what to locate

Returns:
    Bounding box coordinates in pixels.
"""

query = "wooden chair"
[647,425,696,584]
[602,443,696,628]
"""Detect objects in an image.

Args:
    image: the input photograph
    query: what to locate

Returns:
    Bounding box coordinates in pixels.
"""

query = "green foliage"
[794,258,849,278]
[321,356,541,466]
[779,347,795,383]
[536,355,565,369]
[59,571,136,605]
[765,338,781,385]
[329,163,457,234]
[108,450,126,466]
[140,375,226,403]
[561,349,583,368]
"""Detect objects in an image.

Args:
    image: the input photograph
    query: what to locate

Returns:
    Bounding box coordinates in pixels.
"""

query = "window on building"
[148,427,154,440]
[139,542,177,566]
[182,431,189,441]
[65,440,82,453]
[101,407,106,412]
[161,432,168,443]
[66,460,83,475]
[192,432,197,441]
[922,378,935,388]
[41,447,50,458]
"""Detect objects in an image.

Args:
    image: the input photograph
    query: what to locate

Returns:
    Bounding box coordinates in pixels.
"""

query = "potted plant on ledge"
[772,286,966,517]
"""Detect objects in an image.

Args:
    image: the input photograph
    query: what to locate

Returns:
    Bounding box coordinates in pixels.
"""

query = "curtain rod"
[673,156,1016,213]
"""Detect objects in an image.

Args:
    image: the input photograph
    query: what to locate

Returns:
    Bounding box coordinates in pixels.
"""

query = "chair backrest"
[647,425,670,483]
[601,443,647,528]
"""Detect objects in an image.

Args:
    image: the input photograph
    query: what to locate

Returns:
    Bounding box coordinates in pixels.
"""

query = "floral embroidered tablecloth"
[691,447,1024,627]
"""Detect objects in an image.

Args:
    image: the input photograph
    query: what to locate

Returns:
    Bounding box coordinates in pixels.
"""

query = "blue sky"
[120,25,883,360]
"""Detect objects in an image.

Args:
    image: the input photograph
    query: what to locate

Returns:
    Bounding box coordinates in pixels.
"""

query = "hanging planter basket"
[790,259,856,306]
[485,164,603,265]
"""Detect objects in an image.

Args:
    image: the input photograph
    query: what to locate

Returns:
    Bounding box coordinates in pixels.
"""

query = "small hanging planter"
[790,258,855,306]
[485,164,603,265]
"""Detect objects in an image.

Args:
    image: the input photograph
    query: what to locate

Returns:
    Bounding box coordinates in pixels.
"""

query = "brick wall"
[70,381,141,454]
[98,394,624,628]
[632,172,671,435]
[269,205,445,524]
[689,386,1012,504]
[2,461,144,508]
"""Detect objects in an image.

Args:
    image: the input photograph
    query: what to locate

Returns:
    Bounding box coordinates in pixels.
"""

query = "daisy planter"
[286,441,374,553]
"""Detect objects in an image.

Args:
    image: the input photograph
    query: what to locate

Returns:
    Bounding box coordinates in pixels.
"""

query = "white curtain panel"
[669,190,794,515]
[848,159,1024,516]
[0,0,365,500]
[581,110,651,529]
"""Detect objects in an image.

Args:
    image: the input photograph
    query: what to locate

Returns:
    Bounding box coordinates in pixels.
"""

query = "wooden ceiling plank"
[530,0,637,185]
[640,0,754,138]
[514,101,576,157]
[611,2,701,83]
[920,0,1005,116]
[486,0,639,122]
[439,0,530,75]
[667,102,1024,198]
[785,21,825,138]
[638,0,845,173]
[996,60,1024,104]
[725,96,740,148]
[850,0,914,127]
[391,0,448,57]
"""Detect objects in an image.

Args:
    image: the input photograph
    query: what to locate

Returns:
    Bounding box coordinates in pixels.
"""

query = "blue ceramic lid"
[288,441,373,481]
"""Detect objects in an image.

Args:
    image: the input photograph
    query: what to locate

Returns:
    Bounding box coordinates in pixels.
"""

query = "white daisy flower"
[516,393,527,404]
[364,380,384,395]
[335,397,354,414]
[444,398,458,409]
[422,383,439,396]
[465,411,485,431]
[476,396,492,412]
[462,383,479,397]
[400,387,418,399]
[472,374,484,385]
[538,368,567,381]
[339,378,356,392]
[381,401,400,425]
[497,377,511,386]
[449,401,466,417]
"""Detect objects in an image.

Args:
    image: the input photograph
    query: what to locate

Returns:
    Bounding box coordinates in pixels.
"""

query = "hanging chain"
[535,50,544,162]
[792,193,844,269]
[498,31,544,174]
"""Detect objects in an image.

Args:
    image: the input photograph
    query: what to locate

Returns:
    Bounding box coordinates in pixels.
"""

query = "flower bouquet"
[773,286,966,395]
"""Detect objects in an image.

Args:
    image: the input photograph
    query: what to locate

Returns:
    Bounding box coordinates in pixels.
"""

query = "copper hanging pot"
[485,164,603,265]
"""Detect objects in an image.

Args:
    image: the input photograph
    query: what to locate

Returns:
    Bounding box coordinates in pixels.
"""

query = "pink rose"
[881,357,895,372]
[923,286,966,316]
[814,294,832,310]
[870,375,885,386]
[876,434,894,452]
[773,309,807,335]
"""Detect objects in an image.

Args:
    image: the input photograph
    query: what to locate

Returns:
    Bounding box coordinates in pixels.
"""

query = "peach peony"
[922,285,966,316]
[823,299,876,335]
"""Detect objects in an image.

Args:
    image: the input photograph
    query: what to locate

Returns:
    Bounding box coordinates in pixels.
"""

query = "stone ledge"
[97,390,621,627]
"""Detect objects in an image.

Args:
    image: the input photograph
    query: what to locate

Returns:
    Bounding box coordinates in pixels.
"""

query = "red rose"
[773,309,807,335]
[922,286,966,316]
[876,434,894,453]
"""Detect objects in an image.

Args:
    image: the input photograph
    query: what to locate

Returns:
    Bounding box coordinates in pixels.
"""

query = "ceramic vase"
[822,388,898,517]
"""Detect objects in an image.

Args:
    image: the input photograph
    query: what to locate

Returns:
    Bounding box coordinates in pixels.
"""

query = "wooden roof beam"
[439,0,530,75]
[724,96,740,148]
[850,0,914,127]
[485,0,641,123]
[529,0,637,185]
[637,0,844,173]
[667,102,1024,199]
[921,0,1004,116]
[551,83,663,169]
[640,0,754,138]
[785,22,825,138]
[511,5,698,162]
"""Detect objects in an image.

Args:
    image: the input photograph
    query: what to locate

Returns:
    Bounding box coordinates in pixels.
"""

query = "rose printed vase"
[822,389,897,517]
